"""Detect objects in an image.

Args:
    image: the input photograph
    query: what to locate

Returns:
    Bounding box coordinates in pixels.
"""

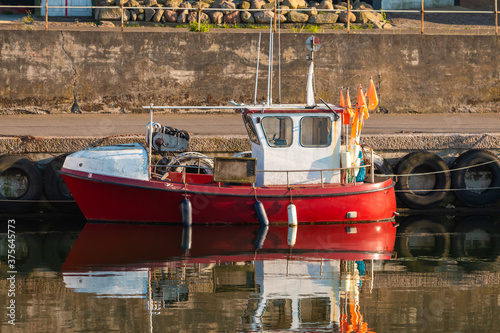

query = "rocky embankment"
[96,0,391,29]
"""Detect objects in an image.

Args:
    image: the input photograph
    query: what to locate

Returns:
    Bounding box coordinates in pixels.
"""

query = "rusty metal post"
[347,0,350,33]
[121,0,124,32]
[495,0,498,35]
[421,0,424,34]
[198,0,201,32]
[45,0,48,30]
[273,2,277,32]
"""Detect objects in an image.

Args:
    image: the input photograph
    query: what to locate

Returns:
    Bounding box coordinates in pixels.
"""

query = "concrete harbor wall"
[0,30,499,114]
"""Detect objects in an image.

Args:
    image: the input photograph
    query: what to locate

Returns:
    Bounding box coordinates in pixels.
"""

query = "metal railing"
[0,1,498,35]
[151,153,376,188]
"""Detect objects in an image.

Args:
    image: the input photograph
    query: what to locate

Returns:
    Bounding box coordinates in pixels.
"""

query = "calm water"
[1,213,499,333]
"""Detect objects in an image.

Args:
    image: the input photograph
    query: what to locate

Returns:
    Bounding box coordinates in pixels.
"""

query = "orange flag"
[356,84,369,120]
[366,78,379,111]
[350,109,359,139]
[340,89,350,125]
[345,88,354,118]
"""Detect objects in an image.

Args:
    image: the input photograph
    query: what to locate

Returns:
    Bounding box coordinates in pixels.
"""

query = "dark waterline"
[1,212,499,332]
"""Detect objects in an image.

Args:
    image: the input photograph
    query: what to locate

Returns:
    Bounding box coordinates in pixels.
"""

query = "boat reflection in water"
[62,222,396,331]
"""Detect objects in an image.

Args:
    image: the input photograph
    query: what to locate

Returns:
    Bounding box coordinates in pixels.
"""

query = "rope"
[394,186,500,193]
[384,159,497,178]
[0,199,76,202]
[2,186,499,202]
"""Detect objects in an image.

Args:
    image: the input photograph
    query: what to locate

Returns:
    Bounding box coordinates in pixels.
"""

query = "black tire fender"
[0,156,43,213]
[395,151,450,209]
[396,216,450,258]
[43,155,81,213]
[372,153,394,177]
[451,149,500,207]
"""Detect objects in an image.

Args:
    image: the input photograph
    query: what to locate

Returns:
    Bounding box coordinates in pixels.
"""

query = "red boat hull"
[62,223,397,271]
[61,168,396,224]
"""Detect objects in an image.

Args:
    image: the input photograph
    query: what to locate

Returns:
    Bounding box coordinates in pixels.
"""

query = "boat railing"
[151,148,376,187]
[5,3,498,35]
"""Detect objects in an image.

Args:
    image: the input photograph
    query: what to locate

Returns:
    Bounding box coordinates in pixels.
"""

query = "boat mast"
[266,17,274,106]
[254,32,262,105]
[148,103,153,180]
[305,35,321,108]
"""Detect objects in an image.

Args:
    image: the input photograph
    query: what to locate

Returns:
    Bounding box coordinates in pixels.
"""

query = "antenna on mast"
[266,17,274,106]
[254,32,261,105]
[305,35,321,108]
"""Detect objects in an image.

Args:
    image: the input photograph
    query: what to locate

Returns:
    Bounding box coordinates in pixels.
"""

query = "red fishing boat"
[60,36,396,225]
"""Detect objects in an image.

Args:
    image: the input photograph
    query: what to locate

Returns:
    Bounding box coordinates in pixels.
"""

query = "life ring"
[451,149,500,207]
[170,152,214,175]
[395,151,450,209]
[0,156,43,213]
[451,215,500,259]
[43,155,81,213]
[396,215,450,258]
[232,151,252,158]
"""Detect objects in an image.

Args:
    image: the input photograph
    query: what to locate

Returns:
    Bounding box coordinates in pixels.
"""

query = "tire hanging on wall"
[0,155,43,213]
[372,153,394,177]
[43,155,81,213]
[395,150,450,209]
[450,149,500,207]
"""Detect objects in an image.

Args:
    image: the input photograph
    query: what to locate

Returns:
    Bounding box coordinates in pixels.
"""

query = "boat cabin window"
[243,114,260,145]
[262,117,293,147]
[300,117,332,147]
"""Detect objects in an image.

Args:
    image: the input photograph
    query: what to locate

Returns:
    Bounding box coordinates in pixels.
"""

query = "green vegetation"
[290,24,305,33]
[305,24,322,33]
[189,21,211,32]
[22,11,34,24]
[381,8,387,21]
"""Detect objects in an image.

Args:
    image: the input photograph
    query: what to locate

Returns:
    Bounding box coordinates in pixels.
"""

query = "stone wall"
[0,30,498,114]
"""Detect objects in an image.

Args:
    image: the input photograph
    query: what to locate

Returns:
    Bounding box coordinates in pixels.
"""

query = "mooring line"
[385,159,497,178]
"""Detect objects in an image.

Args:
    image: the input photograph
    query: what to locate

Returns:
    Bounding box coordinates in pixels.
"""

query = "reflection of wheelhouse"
[242,108,341,186]
[63,259,375,331]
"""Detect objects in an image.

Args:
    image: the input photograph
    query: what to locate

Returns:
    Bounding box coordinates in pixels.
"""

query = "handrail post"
[198,0,202,32]
[421,0,424,34]
[320,170,324,188]
[121,0,124,32]
[347,0,350,33]
[370,147,374,183]
[495,0,498,35]
[148,103,153,180]
[273,1,277,32]
[45,0,48,30]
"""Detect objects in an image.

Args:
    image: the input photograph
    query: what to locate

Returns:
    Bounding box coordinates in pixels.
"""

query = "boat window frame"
[299,116,332,148]
[261,116,293,148]
[242,113,260,145]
